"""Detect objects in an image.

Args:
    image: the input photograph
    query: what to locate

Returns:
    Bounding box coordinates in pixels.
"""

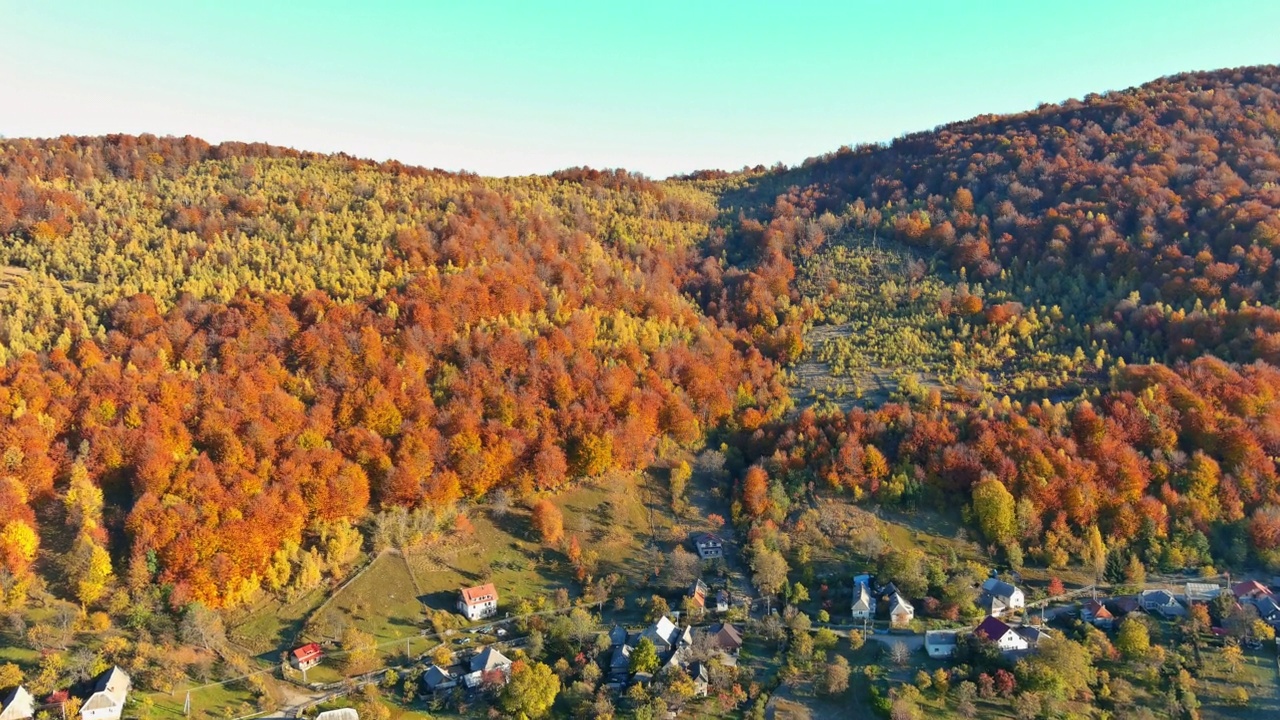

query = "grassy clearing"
[406,472,665,618]
[227,585,328,659]
[144,681,259,720]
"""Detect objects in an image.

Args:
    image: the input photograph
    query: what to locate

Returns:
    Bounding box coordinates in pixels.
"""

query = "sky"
[2,1,1279,177]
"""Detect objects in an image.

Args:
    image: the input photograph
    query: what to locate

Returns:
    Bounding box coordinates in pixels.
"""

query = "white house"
[980,579,1025,616]
[458,583,499,621]
[80,667,130,720]
[0,686,34,720]
[851,580,876,620]
[925,630,958,659]
[641,616,693,655]
[974,616,1028,653]
[694,534,724,560]
[888,592,914,626]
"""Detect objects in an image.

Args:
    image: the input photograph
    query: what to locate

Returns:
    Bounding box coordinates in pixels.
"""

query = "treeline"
[0,136,791,609]
[738,358,1280,574]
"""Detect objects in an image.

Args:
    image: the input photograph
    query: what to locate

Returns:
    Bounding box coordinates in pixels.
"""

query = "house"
[464,647,513,689]
[714,589,730,613]
[1255,595,1280,626]
[974,616,1029,653]
[688,662,709,697]
[610,643,633,674]
[0,686,34,720]
[290,643,324,671]
[315,710,358,720]
[1232,580,1273,602]
[1185,582,1222,603]
[707,622,743,656]
[1139,589,1186,618]
[458,583,499,621]
[641,616,692,655]
[888,592,914,626]
[80,667,130,720]
[694,533,725,560]
[688,579,708,609]
[609,624,629,648]
[1081,599,1114,628]
[1015,625,1050,649]
[925,630,958,659]
[851,581,876,620]
[420,665,457,693]
[980,579,1025,616]
[979,594,1008,618]
[1105,596,1142,618]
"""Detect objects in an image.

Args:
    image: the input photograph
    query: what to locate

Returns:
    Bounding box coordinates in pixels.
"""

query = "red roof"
[1232,580,1272,599]
[974,616,1011,640]
[460,583,498,606]
[292,643,323,662]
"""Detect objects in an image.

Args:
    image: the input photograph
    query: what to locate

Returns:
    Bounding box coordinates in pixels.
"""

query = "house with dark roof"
[974,616,1028,653]
[290,643,323,671]
[1255,594,1280,626]
[609,624,628,648]
[420,665,457,692]
[688,662,709,697]
[714,589,730,613]
[1105,596,1142,618]
[458,583,499,621]
[925,630,958,659]
[707,622,743,656]
[80,667,130,720]
[0,686,34,720]
[1139,589,1186,618]
[980,579,1024,617]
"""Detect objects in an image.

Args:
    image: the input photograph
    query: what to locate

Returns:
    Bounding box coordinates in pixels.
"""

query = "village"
[12,515,1268,720]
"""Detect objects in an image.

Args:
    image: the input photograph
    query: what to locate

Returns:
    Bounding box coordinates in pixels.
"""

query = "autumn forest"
[4,64,1280,715]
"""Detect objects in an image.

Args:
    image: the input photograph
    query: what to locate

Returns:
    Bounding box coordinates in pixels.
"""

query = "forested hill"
[0,143,792,607]
[4,64,1280,611]
[724,65,1280,579]
[717,65,1280,366]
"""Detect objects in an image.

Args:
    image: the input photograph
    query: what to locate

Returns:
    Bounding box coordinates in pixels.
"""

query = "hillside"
[3,64,1280,718]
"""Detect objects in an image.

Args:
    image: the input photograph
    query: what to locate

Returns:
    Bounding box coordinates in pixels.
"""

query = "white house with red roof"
[458,583,499,621]
[290,643,323,671]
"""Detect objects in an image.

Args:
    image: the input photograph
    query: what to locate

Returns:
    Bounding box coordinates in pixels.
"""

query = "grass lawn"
[1197,644,1280,717]
[227,585,328,660]
[406,472,665,622]
[143,680,260,720]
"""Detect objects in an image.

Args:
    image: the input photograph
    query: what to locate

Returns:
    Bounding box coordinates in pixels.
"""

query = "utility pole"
[184,691,191,717]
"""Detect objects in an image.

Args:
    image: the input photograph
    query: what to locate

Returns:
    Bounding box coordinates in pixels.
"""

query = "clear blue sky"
[2,1,1278,177]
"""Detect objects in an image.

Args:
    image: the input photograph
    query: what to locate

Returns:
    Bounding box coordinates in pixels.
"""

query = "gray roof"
[1141,589,1178,605]
[688,661,709,683]
[421,665,454,689]
[610,644,632,669]
[925,630,958,646]
[609,624,628,647]
[470,646,512,673]
[983,579,1019,599]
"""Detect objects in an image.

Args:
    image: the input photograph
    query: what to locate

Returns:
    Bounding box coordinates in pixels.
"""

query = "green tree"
[500,660,561,719]
[1115,619,1149,661]
[971,477,1016,547]
[629,637,660,675]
